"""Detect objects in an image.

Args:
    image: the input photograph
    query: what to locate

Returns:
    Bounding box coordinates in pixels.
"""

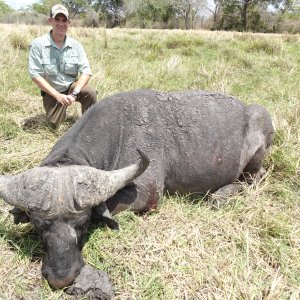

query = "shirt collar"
[46,30,72,49]
[64,35,72,48]
[45,32,52,47]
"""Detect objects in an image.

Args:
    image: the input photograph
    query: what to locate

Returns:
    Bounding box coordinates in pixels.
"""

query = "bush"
[245,38,284,55]
[0,11,47,25]
[82,9,101,28]
[10,32,30,50]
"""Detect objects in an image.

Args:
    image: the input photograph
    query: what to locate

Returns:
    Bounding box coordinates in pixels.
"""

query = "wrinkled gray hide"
[42,89,274,214]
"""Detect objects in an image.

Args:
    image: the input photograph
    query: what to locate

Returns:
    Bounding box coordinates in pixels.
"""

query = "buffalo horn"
[73,149,149,209]
[0,175,16,206]
[0,168,54,212]
[0,150,149,214]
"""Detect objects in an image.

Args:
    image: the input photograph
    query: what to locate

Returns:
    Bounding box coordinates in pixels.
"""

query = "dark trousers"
[42,82,97,127]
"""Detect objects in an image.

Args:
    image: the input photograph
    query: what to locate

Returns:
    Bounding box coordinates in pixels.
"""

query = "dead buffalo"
[0,89,274,289]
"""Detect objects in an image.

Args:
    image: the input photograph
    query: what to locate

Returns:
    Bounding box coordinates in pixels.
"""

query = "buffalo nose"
[47,276,74,289]
[42,264,82,289]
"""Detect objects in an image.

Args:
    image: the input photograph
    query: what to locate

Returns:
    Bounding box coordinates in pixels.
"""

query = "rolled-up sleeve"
[28,42,44,79]
[76,43,92,76]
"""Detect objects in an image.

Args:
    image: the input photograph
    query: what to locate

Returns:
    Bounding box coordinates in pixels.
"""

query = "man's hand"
[55,93,75,106]
[31,76,80,106]
[67,94,77,104]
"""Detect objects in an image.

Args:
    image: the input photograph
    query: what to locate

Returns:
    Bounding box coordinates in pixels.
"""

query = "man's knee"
[87,88,97,106]
[82,85,97,104]
[77,85,97,113]
[43,95,66,128]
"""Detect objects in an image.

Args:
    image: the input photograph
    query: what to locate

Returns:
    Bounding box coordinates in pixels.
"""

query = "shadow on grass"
[21,114,48,131]
[21,114,78,132]
[0,219,44,262]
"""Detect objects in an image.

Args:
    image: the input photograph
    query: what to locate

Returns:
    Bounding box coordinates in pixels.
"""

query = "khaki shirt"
[29,31,92,92]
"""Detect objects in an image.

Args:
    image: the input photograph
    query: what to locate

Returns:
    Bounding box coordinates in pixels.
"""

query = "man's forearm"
[73,74,91,93]
[32,76,60,99]
[32,76,73,106]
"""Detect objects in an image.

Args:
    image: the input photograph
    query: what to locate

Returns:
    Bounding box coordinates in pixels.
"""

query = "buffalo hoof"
[208,183,244,209]
[66,265,114,300]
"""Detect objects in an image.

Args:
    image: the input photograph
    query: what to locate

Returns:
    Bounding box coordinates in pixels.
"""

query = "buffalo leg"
[240,146,267,184]
[210,146,268,208]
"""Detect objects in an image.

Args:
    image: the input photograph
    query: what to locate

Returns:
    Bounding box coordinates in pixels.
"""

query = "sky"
[4,0,40,10]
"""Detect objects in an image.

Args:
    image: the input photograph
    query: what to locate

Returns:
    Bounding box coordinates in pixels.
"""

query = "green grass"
[0,24,299,299]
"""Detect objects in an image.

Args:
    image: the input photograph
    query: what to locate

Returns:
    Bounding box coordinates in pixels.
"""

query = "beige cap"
[50,4,69,19]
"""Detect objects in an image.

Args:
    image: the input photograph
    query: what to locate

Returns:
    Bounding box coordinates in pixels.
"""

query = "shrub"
[10,32,30,50]
[165,34,204,49]
[245,38,284,55]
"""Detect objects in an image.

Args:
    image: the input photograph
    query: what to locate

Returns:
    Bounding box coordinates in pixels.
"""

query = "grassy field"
[0,23,299,299]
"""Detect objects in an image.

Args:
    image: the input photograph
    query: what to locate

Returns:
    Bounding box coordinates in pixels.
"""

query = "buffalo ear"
[91,203,119,230]
[9,207,30,224]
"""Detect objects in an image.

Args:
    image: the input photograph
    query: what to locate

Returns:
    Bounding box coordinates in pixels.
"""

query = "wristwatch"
[71,90,79,99]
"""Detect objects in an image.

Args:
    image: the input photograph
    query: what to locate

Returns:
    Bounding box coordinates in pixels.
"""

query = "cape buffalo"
[0,89,274,289]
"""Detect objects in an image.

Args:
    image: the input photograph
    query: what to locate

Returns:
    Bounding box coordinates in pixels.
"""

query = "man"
[28,4,97,128]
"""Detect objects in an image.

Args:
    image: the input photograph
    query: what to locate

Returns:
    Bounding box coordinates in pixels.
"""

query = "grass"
[0,24,299,299]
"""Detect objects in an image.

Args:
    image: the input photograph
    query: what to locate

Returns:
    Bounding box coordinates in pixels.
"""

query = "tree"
[218,0,292,31]
[205,0,222,28]
[63,0,89,18]
[170,0,206,29]
[271,0,293,13]
[0,0,13,15]
[32,3,48,15]
[91,0,125,27]
[32,0,63,16]
[124,0,175,28]
[32,0,88,18]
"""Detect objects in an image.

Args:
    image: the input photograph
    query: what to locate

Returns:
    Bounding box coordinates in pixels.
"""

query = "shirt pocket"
[42,59,58,75]
[64,58,78,76]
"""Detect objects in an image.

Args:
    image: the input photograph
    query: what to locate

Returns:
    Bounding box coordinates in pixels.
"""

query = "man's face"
[49,13,70,36]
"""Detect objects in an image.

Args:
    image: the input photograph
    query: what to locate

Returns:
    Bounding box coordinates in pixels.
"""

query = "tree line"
[1,0,300,32]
